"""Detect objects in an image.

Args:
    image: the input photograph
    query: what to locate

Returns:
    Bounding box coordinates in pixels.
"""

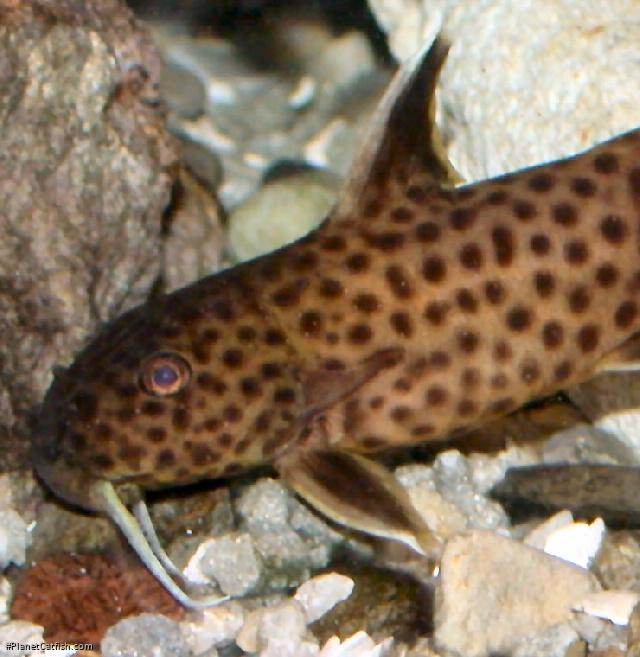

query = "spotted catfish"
[33,36,640,607]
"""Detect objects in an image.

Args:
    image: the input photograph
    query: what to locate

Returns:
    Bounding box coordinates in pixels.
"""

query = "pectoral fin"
[276,448,441,558]
[332,35,455,221]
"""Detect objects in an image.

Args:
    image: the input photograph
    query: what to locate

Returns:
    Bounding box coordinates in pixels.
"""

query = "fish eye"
[139,352,191,397]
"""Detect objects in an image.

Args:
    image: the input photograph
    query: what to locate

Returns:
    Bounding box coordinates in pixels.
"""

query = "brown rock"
[0,0,178,471]
[435,529,601,657]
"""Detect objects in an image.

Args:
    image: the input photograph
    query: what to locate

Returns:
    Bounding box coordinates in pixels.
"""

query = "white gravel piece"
[190,532,262,597]
[101,613,191,657]
[236,600,309,656]
[0,621,44,656]
[181,601,245,654]
[544,518,606,569]
[525,511,575,551]
[236,479,292,533]
[294,573,354,624]
[0,577,12,624]
[0,510,28,569]
[573,591,640,626]
[512,622,582,657]
[318,632,394,657]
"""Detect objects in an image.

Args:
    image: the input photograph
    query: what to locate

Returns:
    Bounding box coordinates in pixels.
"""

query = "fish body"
[32,38,640,606]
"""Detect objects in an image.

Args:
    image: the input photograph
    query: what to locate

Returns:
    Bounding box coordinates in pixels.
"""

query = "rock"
[186,531,262,597]
[593,532,640,594]
[161,60,206,119]
[571,613,626,653]
[317,631,394,657]
[101,613,191,657]
[367,0,640,181]
[0,509,28,568]
[0,0,177,471]
[228,168,337,262]
[236,479,292,533]
[294,573,354,624]
[236,600,310,657]
[435,529,601,657]
[0,620,44,657]
[162,166,224,292]
[512,622,582,657]
[573,591,640,626]
[0,577,11,624]
[181,601,245,653]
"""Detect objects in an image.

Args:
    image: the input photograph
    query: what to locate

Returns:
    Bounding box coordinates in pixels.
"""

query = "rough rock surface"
[435,529,601,657]
[367,0,640,182]
[0,0,178,471]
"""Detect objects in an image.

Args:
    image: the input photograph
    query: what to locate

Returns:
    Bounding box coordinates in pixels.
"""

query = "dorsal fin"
[332,34,453,221]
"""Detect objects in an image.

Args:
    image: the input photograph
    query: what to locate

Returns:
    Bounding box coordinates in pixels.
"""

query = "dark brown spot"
[217,433,233,448]
[520,359,541,384]
[415,221,441,243]
[222,348,243,369]
[534,271,555,298]
[172,407,191,430]
[491,373,508,389]
[91,453,115,470]
[577,325,600,353]
[223,405,243,423]
[370,396,384,410]
[595,263,619,288]
[200,327,220,344]
[147,427,167,443]
[197,372,227,395]
[542,321,564,349]
[155,449,176,468]
[530,234,551,256]
[394,377,412,393]
[222,462,243,476]
[564,239,589,265]
[424,301,450,326]
[615,301,638,329]
[461,368,480,389]
[390,311,414,337]
[422,256,447,282]
[457,330,480,353]
[319,278,343,299]
[528,172,554,193]
[362,436,386,450]
[406,185,428,203]
[348,324,373,344]
[324,358,345,371]
[506,305,533,332]
[459,244,483,270]
[353,292,381,313]
[363,197,383,217]
[457,399,477,416]
[367,231,406,251]
[272,283,304,308]
[391,406,412,422]
[554,360,573,382]
[212,300,234,322]
[513,199,537,221]
[291,250,318,272]
[572,177,597,197]
[72,392,98,423]
[260,259,283,282]
[117,384,138,399]
[567,286,590,314]
[94,423,113,441]
[204,417,221,432]
[491,226,515,267]
[456,288,478,313]
[254,411,271,433]
[426,386,448,406]
[552,202,578,227]
[486,189,509,205]
[191,340,212,365]
[321,235,347,252]
[594,152,620,174]
[390,206,415,223]
[274,387,296,404]
[489,397,515,414]
[600,214,628,245]
[240,377,262,398]
[629,167,640,200]
[494,340,513,362]
[190,443,221,467]
[141,400,166,417]
[484,280,505,305]
[117,407,135,423]
[261,362,281,380]
[264,328,287,345]
[234,437,251,454]
[427,351,450,369]
[237,326,257,343]
[345,252,371,273]
[449,207,476,231]
[411,424,436,438]
[386,264,414,298]
[299,311,323,336]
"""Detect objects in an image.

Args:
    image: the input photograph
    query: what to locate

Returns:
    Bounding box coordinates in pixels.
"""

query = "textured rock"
[367,0,640,182]
[0,0,177,471]
[435,530,601,657]
[294,573,354,624]
[181,601,244,653]
[512,622,582,657]
[0,620,44,657]
[0,509,28,568]
[101,613,190,657]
